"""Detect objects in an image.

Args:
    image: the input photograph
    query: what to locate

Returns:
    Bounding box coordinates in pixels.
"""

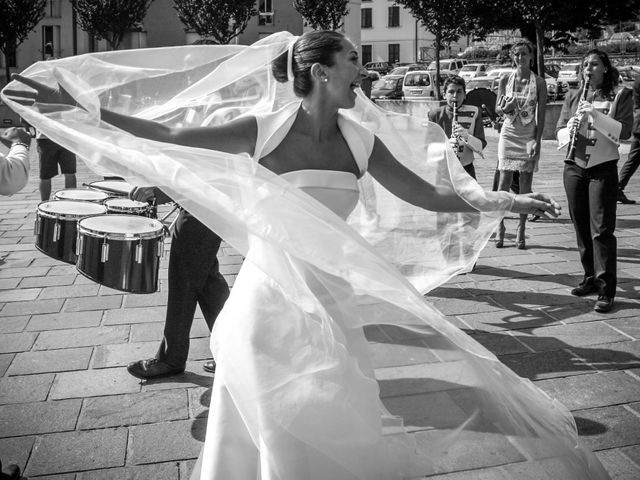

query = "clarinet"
[567,74,591,161]
[451,101,463,157]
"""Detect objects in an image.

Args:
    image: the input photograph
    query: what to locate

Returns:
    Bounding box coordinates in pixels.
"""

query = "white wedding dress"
[1,31,610,480]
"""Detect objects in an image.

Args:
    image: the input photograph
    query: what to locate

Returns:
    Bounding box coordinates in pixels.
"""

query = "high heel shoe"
[516,223,526,249]
[495,221,505,248]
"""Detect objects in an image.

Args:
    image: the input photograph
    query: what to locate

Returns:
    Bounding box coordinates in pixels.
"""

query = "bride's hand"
[4,73,76,107]
[510,192,561,218]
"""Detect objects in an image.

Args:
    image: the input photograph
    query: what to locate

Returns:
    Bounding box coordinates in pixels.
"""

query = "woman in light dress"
[4,30,610,480]
[495,40,548,249]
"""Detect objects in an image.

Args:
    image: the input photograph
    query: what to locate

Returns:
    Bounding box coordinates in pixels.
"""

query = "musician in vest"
[556,49,633,313]
[428,75,486,180]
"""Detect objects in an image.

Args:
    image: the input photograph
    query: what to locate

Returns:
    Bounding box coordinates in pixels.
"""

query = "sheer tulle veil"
[2,31,609,479]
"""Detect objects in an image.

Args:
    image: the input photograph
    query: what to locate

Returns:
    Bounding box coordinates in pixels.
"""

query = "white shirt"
[0,144,30,195]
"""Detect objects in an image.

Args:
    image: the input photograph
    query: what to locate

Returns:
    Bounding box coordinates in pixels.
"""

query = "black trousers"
[156,210,230,368]
[563,160,618,298]
[619,133,640,191]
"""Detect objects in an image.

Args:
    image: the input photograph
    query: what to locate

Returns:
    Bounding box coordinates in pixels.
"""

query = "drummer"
[126,186,230,379]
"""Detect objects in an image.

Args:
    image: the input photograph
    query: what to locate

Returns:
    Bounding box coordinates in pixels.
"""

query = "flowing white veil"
[2,31,608,479]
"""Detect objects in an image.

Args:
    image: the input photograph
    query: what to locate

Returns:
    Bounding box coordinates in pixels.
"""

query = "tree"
[293,0,350,31]
[0,0,46,84]
[73,0,154,51]
[395,0,474,100]
[173,0,256,45]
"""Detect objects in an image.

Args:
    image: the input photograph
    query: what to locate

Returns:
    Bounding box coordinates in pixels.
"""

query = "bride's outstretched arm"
[367,136,561,218]
[7,74,257,155]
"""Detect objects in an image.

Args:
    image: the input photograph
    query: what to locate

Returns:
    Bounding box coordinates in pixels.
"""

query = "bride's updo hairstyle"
[272,30,345,97]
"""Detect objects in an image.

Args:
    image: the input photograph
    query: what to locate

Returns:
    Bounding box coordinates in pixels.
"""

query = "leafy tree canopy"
[293,0,350,31]
[73,0,154,50]
[174,0,256,45]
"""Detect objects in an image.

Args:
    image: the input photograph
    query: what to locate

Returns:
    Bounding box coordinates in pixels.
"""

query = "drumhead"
[88,180,134,196]
[38,200,107,217]
[54,188,109,202]
[105,198,148,209]
[79,214,164,237]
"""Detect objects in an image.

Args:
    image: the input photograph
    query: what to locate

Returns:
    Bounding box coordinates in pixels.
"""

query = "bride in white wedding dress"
[3,30,609,480]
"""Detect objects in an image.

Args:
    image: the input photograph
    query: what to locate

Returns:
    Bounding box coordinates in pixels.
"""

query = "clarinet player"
[556,49,633,313]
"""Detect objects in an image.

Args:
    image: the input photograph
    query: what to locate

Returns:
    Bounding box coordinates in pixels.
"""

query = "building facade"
[359,0,468,65]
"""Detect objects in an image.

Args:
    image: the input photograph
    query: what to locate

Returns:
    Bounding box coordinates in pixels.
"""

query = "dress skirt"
[498,117,538,172]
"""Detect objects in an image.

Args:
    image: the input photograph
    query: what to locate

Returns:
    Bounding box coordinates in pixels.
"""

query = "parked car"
[367,70,381,82]
[545,73,558,101]
[557,62,581,91]
[387,63,429,77]
[371,75,405,100]
[364,61,393,76]
[459,63,489,81]
[486,67,514,79]
[466,76,501,94]
[402,70,438,99]
[545,64,561,79]
[618,65,640,88]
[427,58,465,74]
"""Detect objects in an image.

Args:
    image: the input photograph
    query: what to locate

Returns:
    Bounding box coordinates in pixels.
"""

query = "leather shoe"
[570,283,598,297]
[127,358,185,380]
[594,295,614,313]
[202,359,216,374]
[617,190,636,204]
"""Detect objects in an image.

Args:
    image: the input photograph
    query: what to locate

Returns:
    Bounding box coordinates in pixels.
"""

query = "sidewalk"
[0,132,639,479]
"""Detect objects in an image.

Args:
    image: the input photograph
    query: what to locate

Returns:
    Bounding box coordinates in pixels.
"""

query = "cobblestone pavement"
[0,129,639,479]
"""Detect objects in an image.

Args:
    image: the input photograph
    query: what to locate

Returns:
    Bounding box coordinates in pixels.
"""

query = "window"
[361,8,372,28]
[388,6,400,27]
[388,44,399,64]
[45,0,61,18]
[42,25,60,59]
[258,0,273,26]
[362,45,372,65]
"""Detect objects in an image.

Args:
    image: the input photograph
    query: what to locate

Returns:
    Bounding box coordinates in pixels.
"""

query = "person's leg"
[618,133,640,203]
[64,174,77,189]
[563,162,596,292]
[37,138,57,201]
[58,147,77,189]
[516,171,533,249]
[39,178,52,202]
[589,162,618,308]
[495,170,514,247]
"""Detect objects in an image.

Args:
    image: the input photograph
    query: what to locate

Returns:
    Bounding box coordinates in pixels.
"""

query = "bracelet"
[11,142,30,150]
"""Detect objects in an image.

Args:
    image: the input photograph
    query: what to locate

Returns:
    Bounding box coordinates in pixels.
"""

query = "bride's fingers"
[11,73,51,94]
[4,97,34,106]
[2,88,37,99]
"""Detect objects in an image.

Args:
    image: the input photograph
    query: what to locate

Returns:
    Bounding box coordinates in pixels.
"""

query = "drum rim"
[77,214,165,239]
[53,188,109,201]
[87,180,133,196]
[105,198,149,209]
[37,200,108,219]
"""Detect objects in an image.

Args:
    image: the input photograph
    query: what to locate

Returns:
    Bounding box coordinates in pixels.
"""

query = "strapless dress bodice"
[281,169,359,220]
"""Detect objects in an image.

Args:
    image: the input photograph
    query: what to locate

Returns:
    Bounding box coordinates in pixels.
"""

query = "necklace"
[510,73,533,117]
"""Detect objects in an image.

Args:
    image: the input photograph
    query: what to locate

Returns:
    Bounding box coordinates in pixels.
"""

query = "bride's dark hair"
[272,30,345,97]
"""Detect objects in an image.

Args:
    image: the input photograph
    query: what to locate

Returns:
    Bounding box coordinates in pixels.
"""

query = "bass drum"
[76,214,166,294]
[54,188,109,203]
[35,200,108,264]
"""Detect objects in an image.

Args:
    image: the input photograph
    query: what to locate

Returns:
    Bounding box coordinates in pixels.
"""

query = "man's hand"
[129,186,156,202]
[0,127,31,148]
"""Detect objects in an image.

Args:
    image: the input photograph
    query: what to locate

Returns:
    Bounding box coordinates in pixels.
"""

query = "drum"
[87,180,134,197]
[54,188,109,203]
[76,215,166,294]
[105,198,155,217]
[35,200,108,264]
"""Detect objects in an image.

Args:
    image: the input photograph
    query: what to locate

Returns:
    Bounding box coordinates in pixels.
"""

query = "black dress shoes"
[202,359,216,374]
[617,190,636,204]
[594,296,614,313]
[127,358,185,380]
[570,283,598,297]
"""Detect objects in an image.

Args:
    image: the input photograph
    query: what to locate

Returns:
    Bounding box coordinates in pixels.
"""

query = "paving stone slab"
[39,284,100,300]
[123,291,168,308]
[466,331,530,356]
[0,288,40,302]
[0,299,63,317]
[605,318,640,339]
[63,295,123,312]
[127,418,206,464]
[0,373,54,404]
[427,296,503,316]
[0,278,20,290]
[0,267,50,279]
[595,448,640,480]
[0,315,29,333]
[500,349,596,380]
[513,322,629,352]
[575,340,640,372]
[128,322,165,343]
[0,436,35,474]
[0,332,37,354]
[92,341,159,369]
[33,325,129,350]
[26,311,102,331]
[0,399,81,437]
[455,309,559,333]
[19,274,77,288]
[188,386,210,420]
[574,405,640,451]
[187,337,213,361]
[50,368,141,400]
[141,362,213,392]
[7,348,93,376]
[0,353,13,376]
[78,389,188,429]
[103,306,165,325]
[26,427,128,476]
[535,371,640,410]
[75,462,180,480]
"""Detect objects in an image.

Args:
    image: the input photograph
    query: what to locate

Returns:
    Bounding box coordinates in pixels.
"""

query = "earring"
[322,78,328,83]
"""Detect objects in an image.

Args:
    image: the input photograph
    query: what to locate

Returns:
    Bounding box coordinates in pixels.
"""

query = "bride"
[3,30,608,479]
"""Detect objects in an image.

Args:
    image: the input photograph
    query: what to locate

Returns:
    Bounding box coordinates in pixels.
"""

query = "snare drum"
[35,200,108,264]
[105,198,154,217]
[87,180,134,197]
[54,188,109,203]
[76,215,165,294]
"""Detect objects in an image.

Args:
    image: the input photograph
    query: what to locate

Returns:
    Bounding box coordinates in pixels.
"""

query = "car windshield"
[468,78,493,88]
[389,67,408,76]
[427,61,451,70]
[460,65,478,72]
[404,73,430,86]
[374,77,400,89]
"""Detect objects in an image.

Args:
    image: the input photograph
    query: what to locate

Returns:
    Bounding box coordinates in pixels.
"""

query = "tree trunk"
[4,55,10,86]
[535,22,545,78]
[435,32,441,101]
